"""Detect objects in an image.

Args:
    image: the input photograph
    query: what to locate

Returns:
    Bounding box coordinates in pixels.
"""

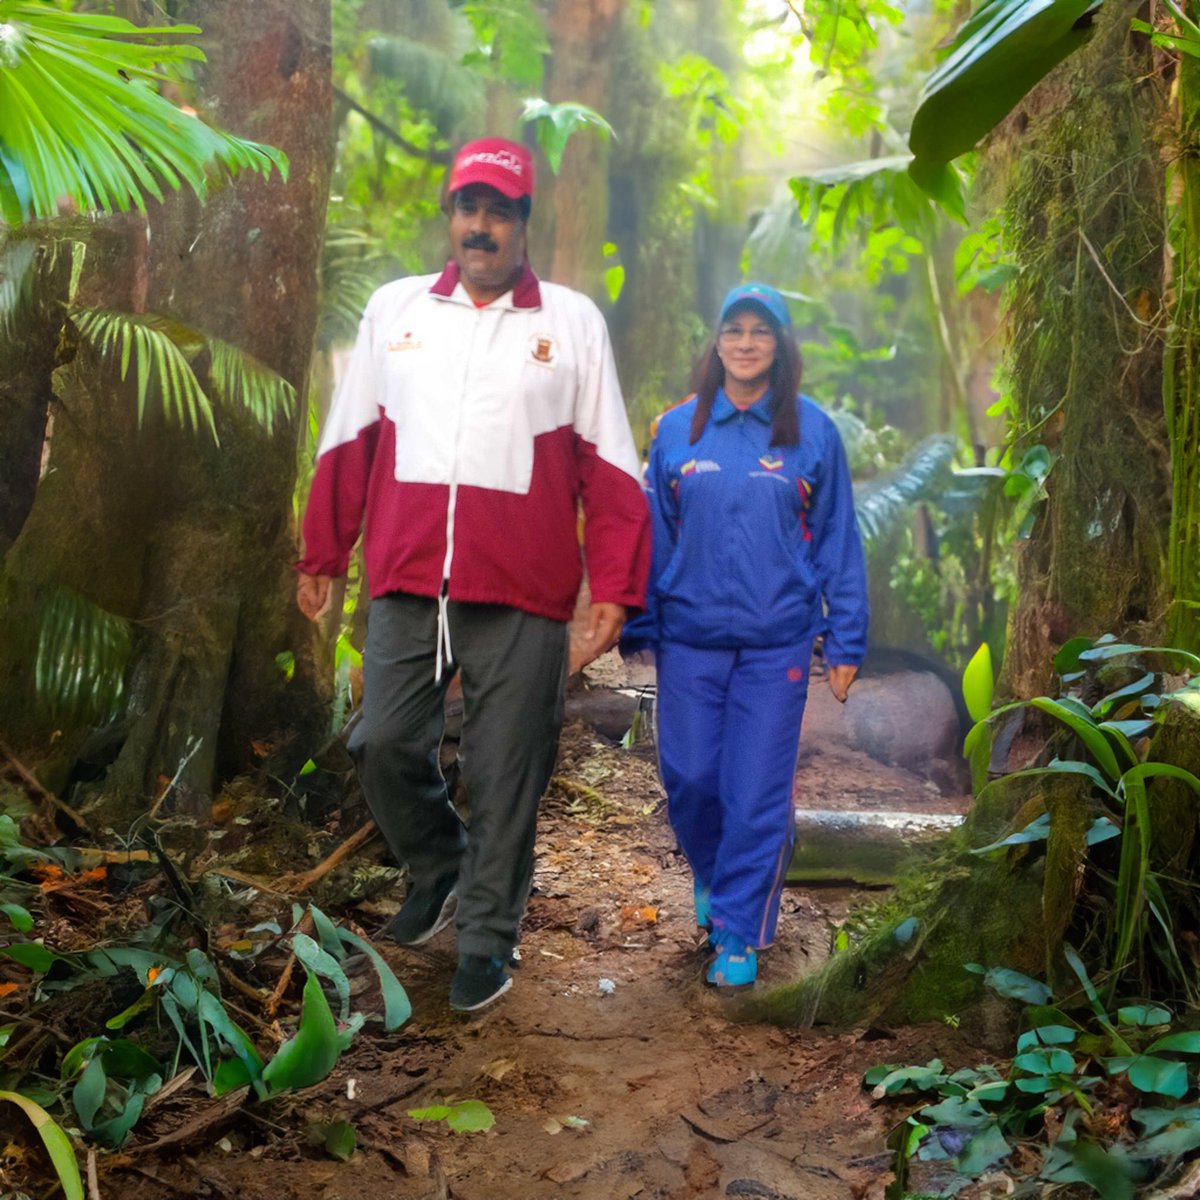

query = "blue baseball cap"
[718,282,791,329]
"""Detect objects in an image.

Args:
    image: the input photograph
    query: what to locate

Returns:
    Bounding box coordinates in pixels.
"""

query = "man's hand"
[828,664,858,704]
[569,602,626,674]
[297,573,334,622]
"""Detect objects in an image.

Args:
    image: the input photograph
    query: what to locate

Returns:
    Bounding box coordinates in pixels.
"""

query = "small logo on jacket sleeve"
[758,455,784,471]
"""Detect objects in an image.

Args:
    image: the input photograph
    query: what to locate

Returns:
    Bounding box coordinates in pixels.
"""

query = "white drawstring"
[434,590,454,683]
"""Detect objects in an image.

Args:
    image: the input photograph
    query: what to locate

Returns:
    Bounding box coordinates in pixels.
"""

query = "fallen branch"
[0,738,91,834]
[192,822,379,897]
[273,820,379,893]
[266,912,314,1016]
[76,848,156,867]
[193,866,293,896]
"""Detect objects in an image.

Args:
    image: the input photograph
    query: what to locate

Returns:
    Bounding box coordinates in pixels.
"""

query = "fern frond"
[0,236,38,337]
[34,586,131,726]
[854,434,956,547]
[73,307,216,441]
[206,339,296,435]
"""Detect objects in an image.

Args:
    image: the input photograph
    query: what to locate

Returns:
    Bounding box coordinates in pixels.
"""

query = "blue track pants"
[656,639,812,948]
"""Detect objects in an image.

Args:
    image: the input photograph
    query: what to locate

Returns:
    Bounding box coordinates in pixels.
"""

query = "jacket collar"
[712,386,774,425]
[428,259,542,309]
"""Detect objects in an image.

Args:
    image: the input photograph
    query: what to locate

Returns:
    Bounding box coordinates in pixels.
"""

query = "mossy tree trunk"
[768,7,1195,1030]
[1,1,334,823]
[1165,44,1200,652]
[1002,5,1172,697]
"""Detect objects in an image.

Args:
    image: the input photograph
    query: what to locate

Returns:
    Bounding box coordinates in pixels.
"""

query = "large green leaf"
[520,98,614,175]
[0,2,285,226]
[1028,697,1120,781]
[0,1090,83,1200]
[260,968,340,1096]
[909,0,1102,168]
[962,642,994,723]
[789,154,959,247]
[852,435,956,548]
[335,927,412,1032]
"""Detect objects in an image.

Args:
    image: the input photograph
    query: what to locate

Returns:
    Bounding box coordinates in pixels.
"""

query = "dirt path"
[120,714,976,1200]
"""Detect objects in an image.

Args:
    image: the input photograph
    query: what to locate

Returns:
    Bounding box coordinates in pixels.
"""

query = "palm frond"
[34,585,131,727]
[319,227,391,348]
[206,338,296,436]
[0,235,37,336]
[854,434,956,547]
[73,307,216,440]
[0,3,286,227]
[364,35,484,136]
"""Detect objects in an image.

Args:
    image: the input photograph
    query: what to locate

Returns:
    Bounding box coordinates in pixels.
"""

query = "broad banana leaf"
[908,0,1102,169]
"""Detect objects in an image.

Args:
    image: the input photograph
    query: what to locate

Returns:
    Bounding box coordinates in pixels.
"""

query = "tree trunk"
[1000,6,1171,696]
[762,6,1187,1031]
[540,0,624,294]
[2,1,334,822]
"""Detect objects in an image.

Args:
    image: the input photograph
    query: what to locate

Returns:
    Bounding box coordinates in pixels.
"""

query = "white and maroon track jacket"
[299,261,650,623]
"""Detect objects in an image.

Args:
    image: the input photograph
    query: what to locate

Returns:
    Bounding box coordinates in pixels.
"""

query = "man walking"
[296,138,650,1012]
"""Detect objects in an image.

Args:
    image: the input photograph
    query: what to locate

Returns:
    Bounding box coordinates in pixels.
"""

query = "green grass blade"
[0,1090,83,1200]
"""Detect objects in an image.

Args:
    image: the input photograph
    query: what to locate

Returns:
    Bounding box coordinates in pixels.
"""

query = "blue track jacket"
[628,389,868,663]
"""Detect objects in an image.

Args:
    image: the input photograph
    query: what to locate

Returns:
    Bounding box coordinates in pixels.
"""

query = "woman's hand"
[827,664,858,703]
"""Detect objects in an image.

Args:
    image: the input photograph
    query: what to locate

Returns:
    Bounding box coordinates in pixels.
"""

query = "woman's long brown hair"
[688,310,802,447]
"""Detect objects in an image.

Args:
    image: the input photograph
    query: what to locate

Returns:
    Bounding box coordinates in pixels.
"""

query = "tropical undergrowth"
[800,633,1200,1197]
[0,788,422,1199]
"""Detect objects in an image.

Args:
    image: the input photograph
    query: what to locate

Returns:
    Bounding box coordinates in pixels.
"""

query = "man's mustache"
[462,233,498,252]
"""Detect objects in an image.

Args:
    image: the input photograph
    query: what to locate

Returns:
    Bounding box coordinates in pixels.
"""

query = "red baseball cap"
[448,138,535,201]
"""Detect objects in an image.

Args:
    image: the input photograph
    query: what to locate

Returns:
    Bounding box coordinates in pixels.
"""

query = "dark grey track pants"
[348,593,567,959]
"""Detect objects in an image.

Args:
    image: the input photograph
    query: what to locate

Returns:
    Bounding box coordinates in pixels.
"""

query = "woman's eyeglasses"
[717,324,776,345]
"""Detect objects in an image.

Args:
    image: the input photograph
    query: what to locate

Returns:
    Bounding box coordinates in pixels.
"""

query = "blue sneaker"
[706,940,757,988]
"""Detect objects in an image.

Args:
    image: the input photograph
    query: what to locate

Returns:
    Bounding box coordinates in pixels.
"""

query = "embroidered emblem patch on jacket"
[758,455,784,471]
[387,331,421,352]
[529,334,557,366]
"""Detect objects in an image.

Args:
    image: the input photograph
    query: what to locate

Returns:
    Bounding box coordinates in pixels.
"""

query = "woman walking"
[627,282,868,988]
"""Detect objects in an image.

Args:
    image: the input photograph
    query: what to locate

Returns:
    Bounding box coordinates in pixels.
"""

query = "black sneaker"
[449,954,512,1012]
[382,872,458,946]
